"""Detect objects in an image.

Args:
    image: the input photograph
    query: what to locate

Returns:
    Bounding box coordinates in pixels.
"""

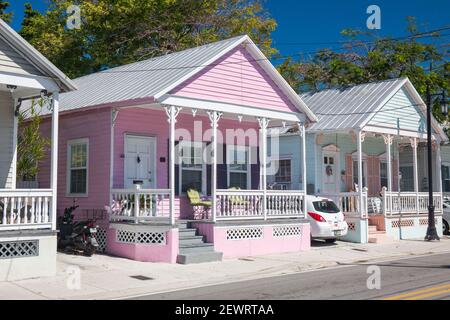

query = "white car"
[306,195,348,243]
[442,198,450,235]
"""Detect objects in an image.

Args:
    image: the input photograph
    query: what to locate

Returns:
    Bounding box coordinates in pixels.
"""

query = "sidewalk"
[1,237,449,300]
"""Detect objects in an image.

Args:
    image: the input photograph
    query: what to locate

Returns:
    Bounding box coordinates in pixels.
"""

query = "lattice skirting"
[116,229,166,245]
[419,218,438,226]
[347,223,356,231]
[226,227,263,240]
[96,228,107,252]
[272,225,302,237]
[391,218,438,228]
[0,240,39,259]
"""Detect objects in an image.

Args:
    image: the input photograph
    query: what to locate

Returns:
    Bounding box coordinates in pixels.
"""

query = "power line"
[95,26,450,75]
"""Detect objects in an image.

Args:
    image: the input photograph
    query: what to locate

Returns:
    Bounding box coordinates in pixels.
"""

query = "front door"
[322,153,337,192]
[124,135,156,189]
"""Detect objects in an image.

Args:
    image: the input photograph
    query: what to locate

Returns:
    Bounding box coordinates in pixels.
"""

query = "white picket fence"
[216,189,305,220]
[110,189,172,223]
[382,190,442,216]
[0,189,54,230]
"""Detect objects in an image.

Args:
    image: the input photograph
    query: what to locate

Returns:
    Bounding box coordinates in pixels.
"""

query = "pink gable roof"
[170,45,299,114]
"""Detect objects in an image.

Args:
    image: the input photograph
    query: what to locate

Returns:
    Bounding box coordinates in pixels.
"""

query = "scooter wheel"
[84,245,96,257]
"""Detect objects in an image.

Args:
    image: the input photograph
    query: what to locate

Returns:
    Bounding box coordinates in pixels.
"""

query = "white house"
[0,19,76,281]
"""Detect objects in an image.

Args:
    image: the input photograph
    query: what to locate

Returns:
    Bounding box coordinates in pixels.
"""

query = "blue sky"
[6,0,450,58]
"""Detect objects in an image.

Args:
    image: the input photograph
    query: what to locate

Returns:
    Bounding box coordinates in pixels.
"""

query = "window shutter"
[168,139,180,196]
[372,157,381,196]
[217,144,228,189]
[251,146,260,190]
[392,158,399,191]
[345,154,353,191]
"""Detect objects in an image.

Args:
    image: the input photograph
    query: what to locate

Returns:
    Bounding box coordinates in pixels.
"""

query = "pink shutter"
[345,154,353,191]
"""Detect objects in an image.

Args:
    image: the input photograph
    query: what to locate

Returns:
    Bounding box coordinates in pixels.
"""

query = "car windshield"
[313,200,340,213]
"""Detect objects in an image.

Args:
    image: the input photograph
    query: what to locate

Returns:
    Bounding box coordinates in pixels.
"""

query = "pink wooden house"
[37,35,317,264]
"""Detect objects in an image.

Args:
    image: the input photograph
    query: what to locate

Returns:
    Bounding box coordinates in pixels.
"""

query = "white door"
[322,153,337,192]
[124,135,156,189]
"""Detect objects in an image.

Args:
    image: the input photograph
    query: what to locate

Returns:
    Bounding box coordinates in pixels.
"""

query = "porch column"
[383,134,393,214]
[11,98,19,189]
[357,130,365,217]
[109,109,119,214]
[50,92,59,231]
[258,117,269,220]
[207,111,222,223]
[411,138,419,214]
[300,122,307,218]
[165,106,181,225]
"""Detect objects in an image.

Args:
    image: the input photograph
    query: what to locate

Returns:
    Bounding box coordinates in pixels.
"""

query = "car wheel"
[443,220,449,235]
[325,239,337,244]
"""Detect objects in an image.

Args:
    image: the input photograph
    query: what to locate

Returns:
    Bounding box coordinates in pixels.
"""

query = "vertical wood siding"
[0,92,14,188]
[0,38,43,76]
[170,45,299,114]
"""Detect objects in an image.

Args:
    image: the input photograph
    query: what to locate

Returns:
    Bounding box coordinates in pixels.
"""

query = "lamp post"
[424,81,448,241]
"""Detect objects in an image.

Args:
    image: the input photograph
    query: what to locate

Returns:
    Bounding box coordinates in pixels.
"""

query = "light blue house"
[268,78,448,243]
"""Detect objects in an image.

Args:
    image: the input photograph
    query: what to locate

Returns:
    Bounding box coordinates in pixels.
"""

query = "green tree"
[0,0,12,24]
[20,2,42,41]
[19,0,277,78]
[277,18,449,125]
[17,100,50,182]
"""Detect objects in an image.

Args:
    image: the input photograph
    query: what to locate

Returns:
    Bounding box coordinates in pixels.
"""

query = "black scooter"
[57,204,99,256]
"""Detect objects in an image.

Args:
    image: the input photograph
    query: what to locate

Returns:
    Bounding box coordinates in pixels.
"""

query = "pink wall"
[170,45,299,114]
[113,107,260,189]
[106,227,179,263]
[39,108,111,219]
[191,222,311,258]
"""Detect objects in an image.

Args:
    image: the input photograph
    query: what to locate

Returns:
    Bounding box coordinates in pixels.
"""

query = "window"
[67,139,88,196]
[380,162,388,189]
[442,165,450,192]
[313,200,340,213]
[227,146,250,189]
[275,159,292,183]
[399,165,414,191]
[180,141,204,193]
[352,160,367,188]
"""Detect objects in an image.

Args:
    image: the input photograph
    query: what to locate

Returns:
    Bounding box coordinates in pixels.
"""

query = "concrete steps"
[368,224,395,244]
[176,220,223,264]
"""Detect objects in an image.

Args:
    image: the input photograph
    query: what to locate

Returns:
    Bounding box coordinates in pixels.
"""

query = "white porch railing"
[319,191,368,218]
[382,190,443,216]
[216,189,305,220]
[0,189,54,231]
[110,189,171,223]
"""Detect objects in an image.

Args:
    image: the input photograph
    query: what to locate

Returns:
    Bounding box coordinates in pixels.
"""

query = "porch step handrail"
[319,191,368,218]
[216,189,306,220]
[110,188,171,223]
[0,189,54,231]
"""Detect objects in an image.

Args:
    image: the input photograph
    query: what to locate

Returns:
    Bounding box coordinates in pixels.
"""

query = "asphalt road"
[131,253,450,300]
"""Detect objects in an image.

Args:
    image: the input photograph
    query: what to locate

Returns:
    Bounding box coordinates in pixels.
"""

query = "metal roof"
[301,78,406,132]
[0,18,76,92]
[36,35,316,122]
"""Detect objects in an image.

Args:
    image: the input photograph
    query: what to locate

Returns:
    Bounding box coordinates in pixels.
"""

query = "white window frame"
[227,145,251,189]
[178,140,206,195]
[274,157,292,184]
[66,138,89,197]
[442,163,450,192]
